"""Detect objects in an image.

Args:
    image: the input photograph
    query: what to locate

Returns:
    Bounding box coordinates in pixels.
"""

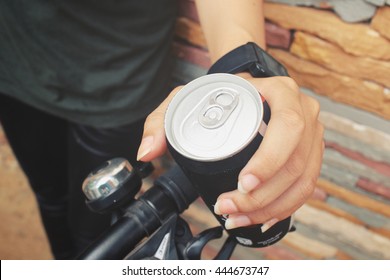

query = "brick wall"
[172,0,390,259]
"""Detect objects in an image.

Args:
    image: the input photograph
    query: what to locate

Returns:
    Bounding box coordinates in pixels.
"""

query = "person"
[0,0,324,259]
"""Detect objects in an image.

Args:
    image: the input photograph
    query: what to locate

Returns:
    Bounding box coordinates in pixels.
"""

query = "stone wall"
[173,0,390,260]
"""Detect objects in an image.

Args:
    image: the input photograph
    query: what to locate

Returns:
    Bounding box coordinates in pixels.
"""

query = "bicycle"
[76,158,238,260]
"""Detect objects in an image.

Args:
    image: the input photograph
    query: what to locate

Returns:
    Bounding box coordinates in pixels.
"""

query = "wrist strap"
[207,42,289,78]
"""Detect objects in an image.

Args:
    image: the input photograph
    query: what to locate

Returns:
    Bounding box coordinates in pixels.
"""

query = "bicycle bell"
[82,158,142,213]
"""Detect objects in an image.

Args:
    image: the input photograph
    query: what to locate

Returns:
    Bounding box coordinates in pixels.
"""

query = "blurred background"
[1,0,389,259]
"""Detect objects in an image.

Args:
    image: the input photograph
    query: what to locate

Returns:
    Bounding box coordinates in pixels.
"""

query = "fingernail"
[261,218,279,233]
[137,136,154,161]
[214,199,238,215]
[225,215,251,230]
[238,174,261,194]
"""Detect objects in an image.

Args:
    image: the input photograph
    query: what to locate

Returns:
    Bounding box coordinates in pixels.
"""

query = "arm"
[194,0,266,61]
[137,0,324,230]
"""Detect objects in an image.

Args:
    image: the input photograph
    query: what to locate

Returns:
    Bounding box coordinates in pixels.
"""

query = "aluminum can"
[165,73,292,247]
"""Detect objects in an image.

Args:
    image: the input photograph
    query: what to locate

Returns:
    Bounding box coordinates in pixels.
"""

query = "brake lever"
[125,214,185,260]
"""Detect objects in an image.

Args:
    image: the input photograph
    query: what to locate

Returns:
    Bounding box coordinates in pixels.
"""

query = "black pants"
[0,94,145,259]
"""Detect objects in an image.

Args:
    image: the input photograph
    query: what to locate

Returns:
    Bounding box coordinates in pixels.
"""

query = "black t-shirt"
[0,0,177,127]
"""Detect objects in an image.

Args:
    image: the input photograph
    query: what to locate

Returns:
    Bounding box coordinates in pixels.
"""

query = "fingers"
[224,122,324,228]
[217,121,324,229]
[213,76,323,228]
[237,77,306,193]
[137,86,182,162]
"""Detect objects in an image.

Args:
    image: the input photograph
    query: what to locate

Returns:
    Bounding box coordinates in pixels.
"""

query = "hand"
[137,76,324,231]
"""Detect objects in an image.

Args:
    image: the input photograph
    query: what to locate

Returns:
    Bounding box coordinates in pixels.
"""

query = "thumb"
[137,86,182,162]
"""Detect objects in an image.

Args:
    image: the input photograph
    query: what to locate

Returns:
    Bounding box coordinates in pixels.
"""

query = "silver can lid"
[165,74,264,161]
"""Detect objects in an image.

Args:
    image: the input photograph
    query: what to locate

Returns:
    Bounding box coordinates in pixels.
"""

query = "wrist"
[235,72,253,80]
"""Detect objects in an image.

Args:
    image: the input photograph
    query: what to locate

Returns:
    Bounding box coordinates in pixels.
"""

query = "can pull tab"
[198,89,239,129]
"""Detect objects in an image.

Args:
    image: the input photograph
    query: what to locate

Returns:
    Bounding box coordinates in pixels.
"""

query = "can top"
[165,73,264,161]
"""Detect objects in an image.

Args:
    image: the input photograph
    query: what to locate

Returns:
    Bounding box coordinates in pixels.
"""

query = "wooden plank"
[322,149,390,187]
[371,6,390,40]
[307,199,365,225]
[316,179,390,218]
[264,3,390,60]
[269,48,390,120]
[326,142,390,177]
[296,222,373,259]
[175,17,207,48]
[282,231,342,259]
[259,245,303,260]
[291,31,390,88]
[295,204,390,259]
[319,111,390,155]
[357,178,390,201]
[327,197,390,231]
[369,227,390,239]
[307,197,390,239]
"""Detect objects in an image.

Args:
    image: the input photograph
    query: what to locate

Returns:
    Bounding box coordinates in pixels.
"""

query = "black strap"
[207,42,289,77]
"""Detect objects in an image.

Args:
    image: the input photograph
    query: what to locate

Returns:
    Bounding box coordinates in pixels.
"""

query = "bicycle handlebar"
[77,164,199,260]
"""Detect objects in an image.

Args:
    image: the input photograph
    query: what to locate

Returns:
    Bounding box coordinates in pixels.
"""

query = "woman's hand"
[137,76,324,231]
